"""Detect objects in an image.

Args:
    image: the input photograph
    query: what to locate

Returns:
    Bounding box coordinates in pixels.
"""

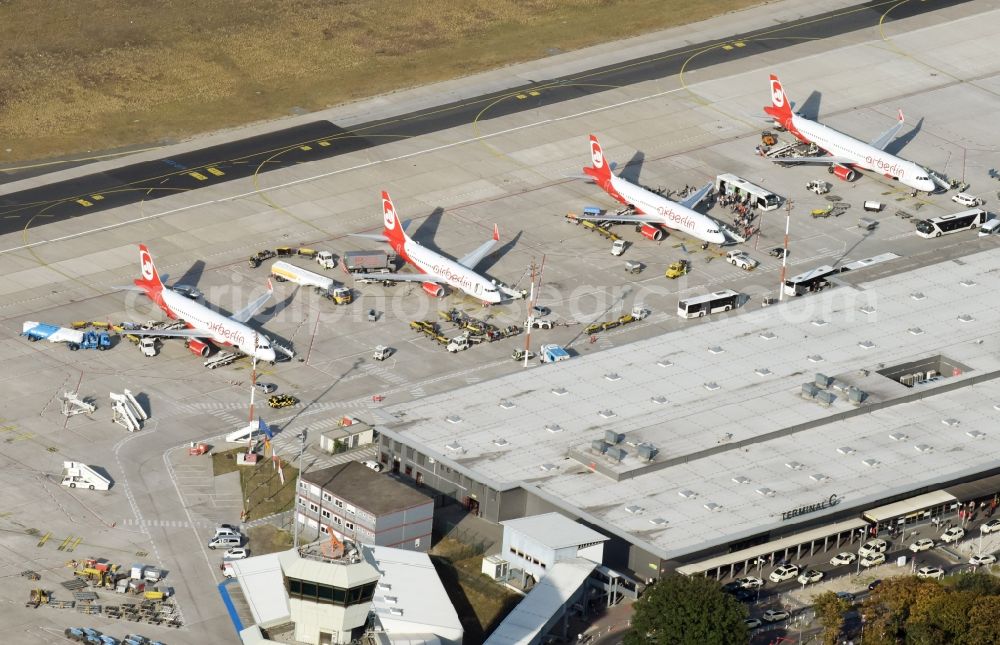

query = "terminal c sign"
[782,494,842,521]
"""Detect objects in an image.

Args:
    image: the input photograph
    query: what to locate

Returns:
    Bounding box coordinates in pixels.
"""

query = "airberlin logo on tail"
[770,79,785,108]
[140,249,155,281]
[591,139,604,169]
[383,198,397,230]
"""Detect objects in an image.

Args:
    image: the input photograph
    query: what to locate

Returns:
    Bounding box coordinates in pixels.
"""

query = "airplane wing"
[124,328,209,338]
[574,212,665,225]
[769,156,856,166]
[348,233,390,241]
[869,110,906,151]
[678,182,714,210]
[457,224,500,269]
[230,280,274,324]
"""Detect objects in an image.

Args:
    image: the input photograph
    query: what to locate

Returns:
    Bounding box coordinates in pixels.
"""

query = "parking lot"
[1,5,1000,643]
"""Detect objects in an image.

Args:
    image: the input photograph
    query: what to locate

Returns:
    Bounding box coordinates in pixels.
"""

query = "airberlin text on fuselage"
[207,320,246,347]
[654,205,695,230]
[864,156,905,177]
[430,263,475,290]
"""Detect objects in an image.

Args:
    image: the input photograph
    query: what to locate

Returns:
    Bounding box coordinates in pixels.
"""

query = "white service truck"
[315,251,337,269]
[61,461,111,491]
[726,250,759,271]
[271,261,335,294]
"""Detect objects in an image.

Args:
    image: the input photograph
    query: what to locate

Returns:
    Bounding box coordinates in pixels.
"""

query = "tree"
[952,572,1000,596]
[623,575,747,645]
[861,577,940,645]
[813,591,851,645]
[960,595,1000,645]
[906,589,974,644]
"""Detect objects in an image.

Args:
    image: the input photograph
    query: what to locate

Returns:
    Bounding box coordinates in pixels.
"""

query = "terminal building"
[373,248,1000,582]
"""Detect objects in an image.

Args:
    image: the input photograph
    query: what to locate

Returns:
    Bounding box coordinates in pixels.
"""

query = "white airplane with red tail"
[123,244,280,362]
[352,192,505,304]
[577,135,724,245]
[764,74,938,193]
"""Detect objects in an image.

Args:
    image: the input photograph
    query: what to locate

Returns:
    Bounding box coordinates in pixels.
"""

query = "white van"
[208,535,242,550]
[953,193,982,207]
[979,218,1000,236]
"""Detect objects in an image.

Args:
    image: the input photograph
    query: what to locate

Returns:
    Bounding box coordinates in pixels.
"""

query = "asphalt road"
[0,0,972,237]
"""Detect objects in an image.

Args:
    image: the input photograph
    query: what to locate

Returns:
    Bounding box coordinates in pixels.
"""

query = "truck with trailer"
[21,321,85,347]
[270,261,335,294]
[61,461,111,490]
[343,250,395,274]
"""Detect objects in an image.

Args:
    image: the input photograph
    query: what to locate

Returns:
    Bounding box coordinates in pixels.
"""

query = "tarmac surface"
[1,0,999,643]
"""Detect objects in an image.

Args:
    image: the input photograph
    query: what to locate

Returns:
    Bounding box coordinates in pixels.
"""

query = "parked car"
[769,564,799,583]
[768,247,788,258]
[916,566,945,580]
[860,552,886,568]
[970,554,997,566]
[720,581,742,594]
[952,192,981,207]
[762,609,789,623]
[737,576,764,589]
[744,618,762,629]
[830,552,857,566]
[868,579,882,591]
[253,382,277,394]
[224,547,249,560]
[940,527,965,543]
[363,460,384,473]
[797,569,824,585]
[909,538,935,552]
[859,539,889,557]
[835,591,855,602]
[981,519,1000,534]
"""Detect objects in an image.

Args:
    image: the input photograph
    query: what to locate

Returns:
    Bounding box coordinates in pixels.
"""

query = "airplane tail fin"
[381,191,409,251]
[764,74,794,124]
[583,134,614,184]
[134,244,165,295]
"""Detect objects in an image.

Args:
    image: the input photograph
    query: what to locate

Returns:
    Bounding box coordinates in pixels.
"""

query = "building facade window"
[286,578,377,607]
[321,509,331,520]
[309,502,319,513]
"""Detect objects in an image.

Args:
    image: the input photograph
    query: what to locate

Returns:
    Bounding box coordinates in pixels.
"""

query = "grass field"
[0,0,763,164]
[211,446,299,520]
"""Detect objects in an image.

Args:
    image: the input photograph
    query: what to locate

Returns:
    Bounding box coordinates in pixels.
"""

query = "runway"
[0,0,971,236]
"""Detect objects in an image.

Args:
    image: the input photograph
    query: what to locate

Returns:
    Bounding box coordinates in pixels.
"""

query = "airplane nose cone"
[261,348,276,362]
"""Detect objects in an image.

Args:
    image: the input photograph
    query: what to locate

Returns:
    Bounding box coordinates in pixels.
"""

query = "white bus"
[678,289,742,318]
[915,208,988,238]
[783,265,840,297]
[715,174,782,211]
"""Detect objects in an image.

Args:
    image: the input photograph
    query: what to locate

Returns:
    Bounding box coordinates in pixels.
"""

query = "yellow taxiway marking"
[188,171,208,181]
[206,167,225,176]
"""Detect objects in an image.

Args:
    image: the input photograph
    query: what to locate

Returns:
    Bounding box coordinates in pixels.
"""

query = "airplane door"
[475,283,482,295]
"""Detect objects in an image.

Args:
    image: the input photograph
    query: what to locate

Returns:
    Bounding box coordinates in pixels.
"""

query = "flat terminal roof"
[231,553,290,626]
[380,248,1000,560]
[501,513,609,550]
[301,461,432,516]
[367,546,463,639]
[863,490,957,523]
[483,558,596,645]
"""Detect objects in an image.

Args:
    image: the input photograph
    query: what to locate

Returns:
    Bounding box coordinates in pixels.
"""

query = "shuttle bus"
[678,289,742,318]
[783,265,841,297]
[915,208,988,238]
[715,174,782,211]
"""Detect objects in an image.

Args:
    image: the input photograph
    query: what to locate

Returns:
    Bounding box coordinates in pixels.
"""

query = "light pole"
[778,199,792,302]
[292,429,308,550]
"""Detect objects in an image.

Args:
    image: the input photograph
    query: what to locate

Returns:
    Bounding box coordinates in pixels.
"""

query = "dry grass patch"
[1,0,763,162]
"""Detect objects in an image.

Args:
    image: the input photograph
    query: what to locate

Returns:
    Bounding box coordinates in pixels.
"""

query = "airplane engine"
[829,164,858,182]
[638,223,666,241]
[185,338,211,357]
[422,282,445,298]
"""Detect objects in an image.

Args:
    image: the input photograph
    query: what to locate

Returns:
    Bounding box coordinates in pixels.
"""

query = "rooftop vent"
[637,443,659,461]
[860,305,876,314]
[445,441,463,453]
[837,446,856,455]
[755,367,772,377]
[785,461,804,471]
[732,476,751,485]
[606,447,627,462]
[625,504,644,515]
[801,383,819,399]
[598,409,616,419]
[994,403,1000,411]
[848,387,869,404]
[958,314,974,323]
[657,359,674,368]
[591,440,610,454]
[915,444,933,453]
[815,373,833,388]
[859,340,876,350]
[910,292,926,301]
[540,463,558,472]
[545,424,563,433]
[862,458,880,468]
[960,279,977,287]
[756,487,776,497]
[389,607,404,617]
[889,432,908,441]
[648,517,668,527]
[942,418,960,427]
[709,346,725,355]
[810,473,830,483]
[650,395,668,405]
[552,387,568,396]
[831,379,850,393]
[499,399,516,409]
[704,382,720,391]
[808,355,825,363]
[966,430,986,440]
[493,438,509,447]
[908,327,924,335]
[445,415,462,424]
[605,430,624,444]
[378,582,392,590]
[816,391,837,407]
[704,502,723,512]
[384,595,398,604]
[812,319,829,327]
[604,372,621,382]
[678,489,697,499]
[760,331,777,340]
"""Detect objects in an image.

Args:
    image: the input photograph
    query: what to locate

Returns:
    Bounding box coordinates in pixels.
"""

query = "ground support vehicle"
[324,287,353,305]
[26,588,49,608]
[268,394,298,409]
[439,309,520,341]
[584,306,650,335]
[447,333,482,353]
[540,344,570,363]
[410,321,450,346]
[61,461,111,491]
[316,251,336,269]
[726,250,758,271]
[21,321,85,347]
[512,349,536,362]
[271,261,335,294]
[678,290,742,318]
[373,345,392,361]
[806,180,831,195]
[611,239,627,256]
[665,260,690,279]
[80,331,112,350]
[343,250,395,273]
[564,210,623,242]
[139,337,160,357]
[248,249,277,268]
[625,260,643,274]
